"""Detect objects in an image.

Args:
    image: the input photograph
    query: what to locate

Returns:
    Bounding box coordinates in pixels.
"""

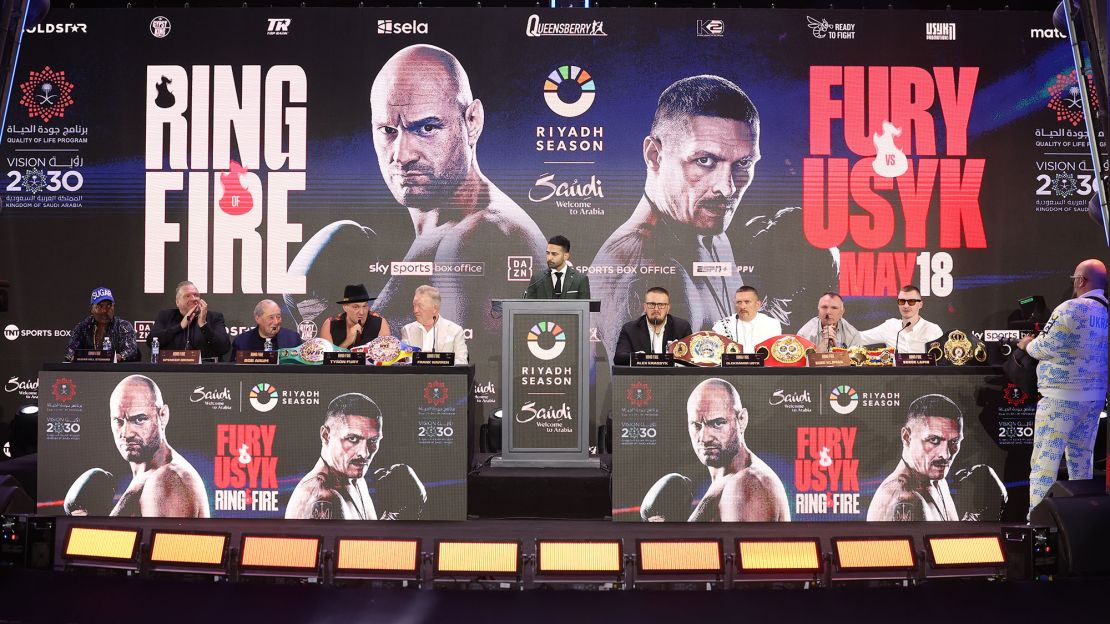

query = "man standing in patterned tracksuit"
[1017,259,1108,518]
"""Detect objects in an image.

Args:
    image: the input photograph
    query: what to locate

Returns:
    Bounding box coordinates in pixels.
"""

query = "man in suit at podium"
[613,286,693,365]
[525,235,592,300]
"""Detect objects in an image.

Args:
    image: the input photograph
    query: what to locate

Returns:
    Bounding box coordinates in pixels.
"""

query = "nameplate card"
[808,352,852,367]
[413,351,455,366]
[632,352,674,367]
[324,351,365,366]
[722,353,763,367]
[896,353,936,367]
[160,349,201,364]
[235,350,277,365]
[74,349,114,363]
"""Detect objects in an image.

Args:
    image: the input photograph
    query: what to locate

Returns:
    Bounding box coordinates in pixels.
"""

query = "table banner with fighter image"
[612,369,1032,523]
[35,368,468,520]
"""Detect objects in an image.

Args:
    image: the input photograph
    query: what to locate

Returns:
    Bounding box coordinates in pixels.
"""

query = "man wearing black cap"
[320,284,391,349]
[150,280,231,361]
[64,287,140,362]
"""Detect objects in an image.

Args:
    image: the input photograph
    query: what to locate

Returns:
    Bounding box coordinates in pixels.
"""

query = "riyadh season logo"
[527,321,567,361]
[828,384,859,415]
[149,16,171,38]
[18,66,75,123]
[543,65,596,118]
[249,382,279,412]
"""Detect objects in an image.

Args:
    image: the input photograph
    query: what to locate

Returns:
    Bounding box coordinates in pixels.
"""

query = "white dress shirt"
[648,318,667,354]
[856,317,944,354]
[400,316,468,364]
[711,312,782,354]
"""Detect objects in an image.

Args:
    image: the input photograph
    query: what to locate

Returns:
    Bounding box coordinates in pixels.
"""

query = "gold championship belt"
[351,335,416,365]
[668,331,743,367]
[837,346,896,366]
[755,335,815,367]
[927,329,988,366]
[278,337,349,365]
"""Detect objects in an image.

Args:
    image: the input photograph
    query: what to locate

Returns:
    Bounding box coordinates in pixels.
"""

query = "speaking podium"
[492,299,599,468]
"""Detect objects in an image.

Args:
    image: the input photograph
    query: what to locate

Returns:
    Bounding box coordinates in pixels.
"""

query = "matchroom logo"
[527,322,567,361]
[543,65,596,118]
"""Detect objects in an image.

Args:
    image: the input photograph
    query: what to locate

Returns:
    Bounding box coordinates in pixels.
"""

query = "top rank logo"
[526,14,606,37]
[266,18,291,36]
[18,67,75,123]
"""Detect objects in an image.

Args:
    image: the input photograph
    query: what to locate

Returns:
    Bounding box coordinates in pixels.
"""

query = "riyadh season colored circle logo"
[543,65,596,117]
[249,382,279,412]
[828,384,859,415]
[527,321,567,360]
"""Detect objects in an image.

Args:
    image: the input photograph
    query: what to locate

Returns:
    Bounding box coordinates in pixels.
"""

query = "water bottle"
[151,337,160,364]
[264,337,274,352]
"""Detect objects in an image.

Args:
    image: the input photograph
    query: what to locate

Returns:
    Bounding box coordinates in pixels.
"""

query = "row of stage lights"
[60,525,1008,587]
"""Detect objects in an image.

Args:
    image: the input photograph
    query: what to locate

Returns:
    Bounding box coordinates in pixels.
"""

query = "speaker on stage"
[1029,479,1110,576]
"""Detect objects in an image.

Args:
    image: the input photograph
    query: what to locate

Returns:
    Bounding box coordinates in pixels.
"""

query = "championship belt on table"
[927,329,988,366]
[755,335,815,367]
[351,335,418,365]
[278,337,349,365]
[668,331,742,367]
[841,346,896,366]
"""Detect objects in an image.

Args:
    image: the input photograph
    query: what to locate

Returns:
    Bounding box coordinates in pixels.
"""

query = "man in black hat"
[150,281,230,361]
[320,284,390,349]
[64,286,140,362]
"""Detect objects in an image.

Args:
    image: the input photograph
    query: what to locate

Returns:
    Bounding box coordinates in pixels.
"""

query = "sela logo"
[926,22,956,41]
[693,262,733,277]
[543,65,596,118]
[527,321,567,361]
[267,18,291,35]
[828,384,859,415]
[3,324,18,341]
[391,261,434,276]
[149,16,171,38]
[248,382,279,413]
[25,23,88,34]
[507,256,533,282]
[378,19,428,35]
[525,13,606,37]
[697,19,724,37]
[1030,27,1067,39]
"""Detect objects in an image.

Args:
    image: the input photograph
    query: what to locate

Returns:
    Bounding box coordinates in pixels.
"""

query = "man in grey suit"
[525,235,592,300]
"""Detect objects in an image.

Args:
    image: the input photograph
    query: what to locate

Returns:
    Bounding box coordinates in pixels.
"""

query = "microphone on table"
[895,320,911,360]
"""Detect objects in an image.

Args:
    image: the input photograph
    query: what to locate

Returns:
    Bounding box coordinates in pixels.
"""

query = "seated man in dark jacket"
[613,286,693,365]
[64,287,140,362]
[231,299,303,360]
[150,280,231,361]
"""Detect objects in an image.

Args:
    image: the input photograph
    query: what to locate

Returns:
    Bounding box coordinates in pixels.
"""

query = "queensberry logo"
[526,14,606,37]
[378,19,428,35]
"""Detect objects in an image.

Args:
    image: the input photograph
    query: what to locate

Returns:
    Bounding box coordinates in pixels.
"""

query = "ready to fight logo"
[527,322,567,360]
[18,66,75,122]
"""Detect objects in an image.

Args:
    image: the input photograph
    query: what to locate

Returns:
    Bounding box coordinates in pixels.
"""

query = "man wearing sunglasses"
[856,285,943,354]
[1018,259,1108,519]
[612,286,693,365]
[63,287,140,362]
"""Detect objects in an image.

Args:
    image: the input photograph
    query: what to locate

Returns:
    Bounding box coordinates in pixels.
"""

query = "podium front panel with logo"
[36,363,471,520]
[496,300,596,467]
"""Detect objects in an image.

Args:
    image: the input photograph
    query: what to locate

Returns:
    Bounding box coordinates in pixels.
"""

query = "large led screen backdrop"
[37,369,468,519]
[1,8,1103,429]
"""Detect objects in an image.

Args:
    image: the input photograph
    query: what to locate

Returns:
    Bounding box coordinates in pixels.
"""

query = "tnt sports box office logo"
[3,324,71,341]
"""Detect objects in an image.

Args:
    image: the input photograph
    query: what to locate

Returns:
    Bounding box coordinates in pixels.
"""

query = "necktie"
[554,271,563,297]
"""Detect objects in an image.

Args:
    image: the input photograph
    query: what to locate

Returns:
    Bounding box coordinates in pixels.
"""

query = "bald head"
[687,378,747,469]
[370,45,483,208]
[1074,258,1108,296]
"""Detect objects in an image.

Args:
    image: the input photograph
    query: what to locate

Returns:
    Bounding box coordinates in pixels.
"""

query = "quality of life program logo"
[18,66,75,122]
[249,382,279,412]
[543,65,596,118]
[51,377,77,403]
[424,380,449,407]
[527,321,567,360]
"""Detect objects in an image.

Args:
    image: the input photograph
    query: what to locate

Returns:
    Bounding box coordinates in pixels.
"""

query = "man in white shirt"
[400,285,469,364]
[711,286,781,353]
[856,285,943,354]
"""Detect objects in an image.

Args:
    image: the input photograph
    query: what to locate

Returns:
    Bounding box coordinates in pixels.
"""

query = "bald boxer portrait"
[65,374,210,517]
[867,394,1006,521]
[641,377,790,522]
[286,392,427,520]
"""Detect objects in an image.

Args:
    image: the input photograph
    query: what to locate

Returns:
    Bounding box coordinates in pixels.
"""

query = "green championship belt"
[278,337,349,365]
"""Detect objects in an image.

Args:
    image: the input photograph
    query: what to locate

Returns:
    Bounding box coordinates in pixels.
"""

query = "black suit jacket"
[151,308,232,361]
[524,266,592,300]
[613,314,693,365]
